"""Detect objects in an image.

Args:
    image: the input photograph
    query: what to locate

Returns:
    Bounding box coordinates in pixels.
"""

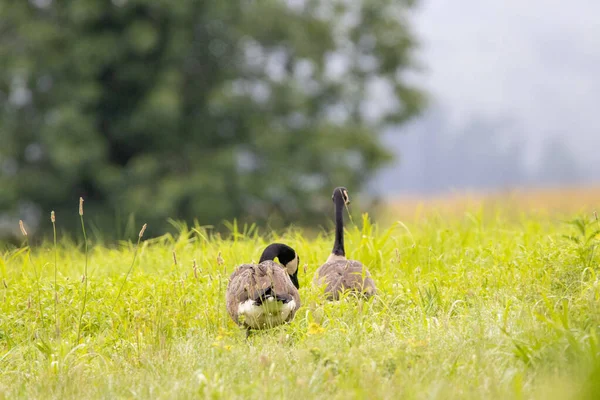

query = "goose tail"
[252,287,291,305]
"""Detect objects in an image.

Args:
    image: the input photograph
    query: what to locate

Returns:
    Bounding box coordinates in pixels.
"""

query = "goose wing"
[226,264,256,323]
[255,261,301,319]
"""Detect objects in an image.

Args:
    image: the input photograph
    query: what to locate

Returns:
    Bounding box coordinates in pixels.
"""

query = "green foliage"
[563,215,600,269]
[0,0,425,238]
[1,210,600,398]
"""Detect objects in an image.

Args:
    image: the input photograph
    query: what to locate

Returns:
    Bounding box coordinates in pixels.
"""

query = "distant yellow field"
[384,185,600,219]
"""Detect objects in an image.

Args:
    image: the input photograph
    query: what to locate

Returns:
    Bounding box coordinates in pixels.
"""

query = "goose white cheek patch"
[285,255,298,275]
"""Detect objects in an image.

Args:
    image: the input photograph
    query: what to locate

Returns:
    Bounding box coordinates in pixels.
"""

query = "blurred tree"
[0,0,424,238]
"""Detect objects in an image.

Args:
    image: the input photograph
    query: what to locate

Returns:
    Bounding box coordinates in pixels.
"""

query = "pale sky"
[407,0,600,167]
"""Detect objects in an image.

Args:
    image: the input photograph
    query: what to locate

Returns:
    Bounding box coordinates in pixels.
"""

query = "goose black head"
[332,186,350,205]
[259,243,300,289]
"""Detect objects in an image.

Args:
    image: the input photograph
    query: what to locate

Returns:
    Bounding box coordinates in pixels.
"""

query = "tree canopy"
[0,0,424,238]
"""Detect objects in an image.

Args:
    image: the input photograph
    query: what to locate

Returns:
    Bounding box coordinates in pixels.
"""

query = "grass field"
[1,192,600,399]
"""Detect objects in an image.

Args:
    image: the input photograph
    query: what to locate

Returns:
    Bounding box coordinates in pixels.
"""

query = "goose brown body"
[314,257,376,301]
[226,244,301,330]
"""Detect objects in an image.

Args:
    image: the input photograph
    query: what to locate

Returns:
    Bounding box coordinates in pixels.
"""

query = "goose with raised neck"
[314,187,377,300]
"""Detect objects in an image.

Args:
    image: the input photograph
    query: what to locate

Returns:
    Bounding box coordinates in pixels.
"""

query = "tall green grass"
[0,209,599,399]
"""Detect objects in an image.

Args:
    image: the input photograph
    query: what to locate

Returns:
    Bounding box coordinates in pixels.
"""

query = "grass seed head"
[79,197,84,216]
[51,211,56,223]
[19,220,27,236]
[139,223,147,238]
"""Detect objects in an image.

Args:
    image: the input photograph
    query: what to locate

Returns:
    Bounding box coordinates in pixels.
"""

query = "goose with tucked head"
[226,243,301,332]
[313,187,376,300]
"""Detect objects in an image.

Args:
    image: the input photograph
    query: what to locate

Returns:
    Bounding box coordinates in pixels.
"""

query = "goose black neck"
[259,243,294,264]
[332,195,345,256]
[259,244,282,263]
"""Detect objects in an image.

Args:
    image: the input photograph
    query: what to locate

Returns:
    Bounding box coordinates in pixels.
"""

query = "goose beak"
[342,189,350,205]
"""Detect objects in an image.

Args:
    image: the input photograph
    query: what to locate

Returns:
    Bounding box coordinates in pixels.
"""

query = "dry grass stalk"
[111,223,148,312]
[77,198,89,343]
[19,220,44,328]
[51,210,59,337]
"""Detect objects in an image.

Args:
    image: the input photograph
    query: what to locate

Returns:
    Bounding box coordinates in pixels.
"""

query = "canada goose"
[226,243,301,331]
[313,187,377,300]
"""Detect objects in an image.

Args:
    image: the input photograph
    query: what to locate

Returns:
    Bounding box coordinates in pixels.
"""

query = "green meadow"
[1,209,599,399]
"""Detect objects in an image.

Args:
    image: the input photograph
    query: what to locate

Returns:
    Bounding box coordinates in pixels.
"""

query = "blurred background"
[0,0,598,241]
[374,0,600,195]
